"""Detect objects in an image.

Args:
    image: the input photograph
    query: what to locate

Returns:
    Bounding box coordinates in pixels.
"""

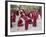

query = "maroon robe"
[10,10,16,27]
[29,11,39,27]
[18,18,23,27]
[21,12,29,30]
[10,10,16,22]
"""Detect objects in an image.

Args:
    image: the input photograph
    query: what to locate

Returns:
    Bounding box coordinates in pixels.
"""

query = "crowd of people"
[10,6,41,30]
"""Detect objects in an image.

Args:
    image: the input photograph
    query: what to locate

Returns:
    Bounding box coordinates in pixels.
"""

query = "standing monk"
[10,10,16,28]
[20,9,29,30]
[29,9,40,27]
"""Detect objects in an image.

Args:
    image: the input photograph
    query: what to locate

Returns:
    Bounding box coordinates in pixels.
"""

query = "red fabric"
[20,11,29,30]
[10,11,16,22]
[18,18,23,27]
[25,19,29,30]
[29,11,39,26]
[21,12,29,30]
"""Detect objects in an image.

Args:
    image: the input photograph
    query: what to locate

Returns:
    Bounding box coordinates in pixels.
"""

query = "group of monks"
[10,8,40,30]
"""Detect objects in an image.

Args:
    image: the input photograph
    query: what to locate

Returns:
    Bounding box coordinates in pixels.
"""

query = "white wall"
[0,0,46,37]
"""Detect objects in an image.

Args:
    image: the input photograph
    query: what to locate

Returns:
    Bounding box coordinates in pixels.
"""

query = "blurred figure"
[16,7,19,15]
[29,9,40,27]
[19,9,29,30]
[10,9,16,28]
[18,9,24,27]
[15,7,20,27]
